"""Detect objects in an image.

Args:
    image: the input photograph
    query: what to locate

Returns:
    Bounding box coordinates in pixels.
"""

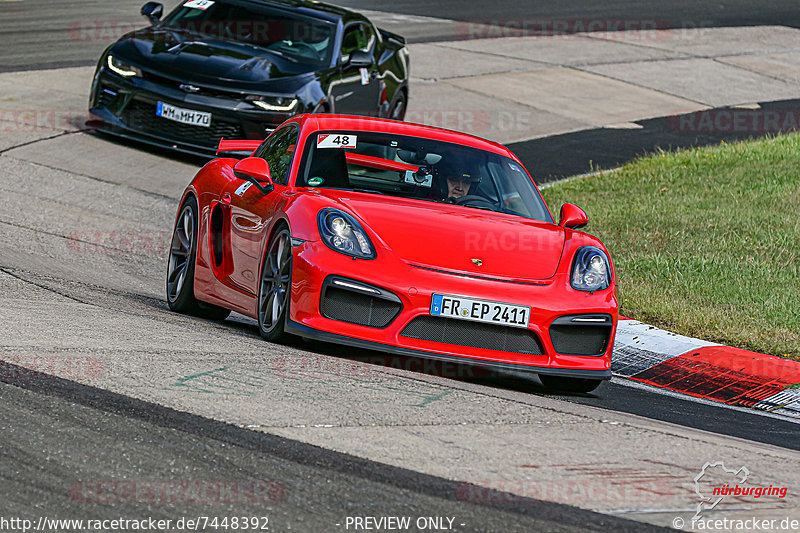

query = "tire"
[257,226,293,342]
[166,196,230,321]
[389,90,406,121]
[539,375,603,394]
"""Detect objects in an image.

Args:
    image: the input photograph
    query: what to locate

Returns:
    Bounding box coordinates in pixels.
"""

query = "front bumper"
[289,240,617,379]
[89,68,296,155]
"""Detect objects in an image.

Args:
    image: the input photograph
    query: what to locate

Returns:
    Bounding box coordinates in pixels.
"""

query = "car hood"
[332,194,565,281]
[111,27,318,91]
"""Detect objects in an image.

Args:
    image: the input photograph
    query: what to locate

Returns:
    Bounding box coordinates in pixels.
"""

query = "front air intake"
[549,314,612,356]
[320,277,402,328]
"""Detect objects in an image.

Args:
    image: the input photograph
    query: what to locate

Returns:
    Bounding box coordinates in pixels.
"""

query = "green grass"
[539,135,800,361]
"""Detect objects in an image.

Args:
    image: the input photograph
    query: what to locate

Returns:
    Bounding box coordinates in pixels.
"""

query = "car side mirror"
[559,203,588,230]
[348,50,372,67]
[141,2,163,24]
[233,158,274,195]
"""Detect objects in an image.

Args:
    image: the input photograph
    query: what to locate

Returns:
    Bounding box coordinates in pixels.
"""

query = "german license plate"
[156,102,211,127]
[430,294,530,328]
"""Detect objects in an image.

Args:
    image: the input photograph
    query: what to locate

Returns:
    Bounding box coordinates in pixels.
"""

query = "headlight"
[317,208,375,259]
[247,96,298,112]
[107,55,142,77]
[571,246,611,292]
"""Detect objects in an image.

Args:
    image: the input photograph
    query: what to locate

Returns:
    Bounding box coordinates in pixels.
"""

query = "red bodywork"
[180,115,617,379]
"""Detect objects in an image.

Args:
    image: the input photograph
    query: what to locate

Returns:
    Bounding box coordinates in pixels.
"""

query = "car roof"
[241,0,368,24]
[294,114,516,158]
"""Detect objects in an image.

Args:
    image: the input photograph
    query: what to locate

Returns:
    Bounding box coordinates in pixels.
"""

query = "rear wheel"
[166,196,230,320]
[258,227,293,342]
[539,375,603,394]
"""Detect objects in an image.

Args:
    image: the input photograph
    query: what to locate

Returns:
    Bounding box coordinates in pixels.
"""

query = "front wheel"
[258,227,293,342]
[539,375,603,394]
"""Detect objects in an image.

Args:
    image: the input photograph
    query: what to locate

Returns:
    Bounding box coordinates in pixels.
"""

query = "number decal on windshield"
[183,0,215,9]
[317,134,357,149]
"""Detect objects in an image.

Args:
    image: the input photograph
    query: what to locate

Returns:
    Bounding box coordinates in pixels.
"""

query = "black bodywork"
[89,0,409,155]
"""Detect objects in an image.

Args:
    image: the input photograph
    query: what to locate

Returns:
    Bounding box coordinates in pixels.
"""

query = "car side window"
[254,126,299,186]
[341,23,374,62]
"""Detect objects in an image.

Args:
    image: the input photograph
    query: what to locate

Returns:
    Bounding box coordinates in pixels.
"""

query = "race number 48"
[317,134,357,149]
[183,0,215,9]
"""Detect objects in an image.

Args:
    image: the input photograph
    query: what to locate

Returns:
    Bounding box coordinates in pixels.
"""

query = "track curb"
[612,319,800,419]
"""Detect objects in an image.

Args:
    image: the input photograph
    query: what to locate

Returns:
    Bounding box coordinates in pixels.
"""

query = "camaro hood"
[111,28,317,91]
[334,195,565,281]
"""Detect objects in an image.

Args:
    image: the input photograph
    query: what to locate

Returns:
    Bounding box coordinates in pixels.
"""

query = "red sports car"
[167,114,617,392]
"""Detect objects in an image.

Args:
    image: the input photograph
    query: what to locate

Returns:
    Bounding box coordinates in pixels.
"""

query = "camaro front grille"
[97,85,118,109]
[120,100,243,147]
[401,316,545,355]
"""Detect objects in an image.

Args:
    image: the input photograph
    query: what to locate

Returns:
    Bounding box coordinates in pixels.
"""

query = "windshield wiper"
[262,47,299,63]
[349,188,386,195]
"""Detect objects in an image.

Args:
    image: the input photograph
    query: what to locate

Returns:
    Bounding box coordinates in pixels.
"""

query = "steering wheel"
[280,40,320,58]
[449,195,498,211]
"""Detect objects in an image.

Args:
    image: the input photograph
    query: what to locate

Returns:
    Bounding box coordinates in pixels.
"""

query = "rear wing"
[216,139,263,159]
[378,27,406,46]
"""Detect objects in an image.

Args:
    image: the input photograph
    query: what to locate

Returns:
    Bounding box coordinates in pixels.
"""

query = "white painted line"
[538,167,621,189]
[753,388,800,418]
[611,319,719,377]
[616,319,720,356]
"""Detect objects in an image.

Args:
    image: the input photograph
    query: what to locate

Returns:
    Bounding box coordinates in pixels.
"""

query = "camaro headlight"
[107,55,142,78]
[571,246,611,292]
[318,208,375,259]
[247,96,298,112]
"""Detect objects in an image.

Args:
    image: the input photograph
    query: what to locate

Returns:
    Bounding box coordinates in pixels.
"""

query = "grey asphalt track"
[338,0,800,31]
[0,365,669,533]
[5,0,800,70]
[511,98,800,182]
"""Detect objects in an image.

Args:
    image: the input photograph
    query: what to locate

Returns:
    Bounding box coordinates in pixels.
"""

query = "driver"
[446,174,472,199]
[435,161,481,200]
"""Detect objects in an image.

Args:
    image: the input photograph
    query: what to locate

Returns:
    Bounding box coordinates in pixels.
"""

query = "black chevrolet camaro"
[89,0,409,155]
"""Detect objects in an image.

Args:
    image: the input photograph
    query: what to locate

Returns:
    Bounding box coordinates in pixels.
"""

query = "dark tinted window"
[162,1,336,65]
[297,131,553,223]
[341,23,373,61]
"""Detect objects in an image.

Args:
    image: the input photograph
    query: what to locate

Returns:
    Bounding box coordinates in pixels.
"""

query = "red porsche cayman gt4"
[167,114,617,393]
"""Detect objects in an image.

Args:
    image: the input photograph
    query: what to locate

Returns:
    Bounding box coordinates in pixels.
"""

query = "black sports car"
[89,0,409,155]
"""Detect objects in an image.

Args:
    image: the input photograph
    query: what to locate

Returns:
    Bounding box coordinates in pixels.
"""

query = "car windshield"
[297,131,553,222]
[161,1,336,65]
